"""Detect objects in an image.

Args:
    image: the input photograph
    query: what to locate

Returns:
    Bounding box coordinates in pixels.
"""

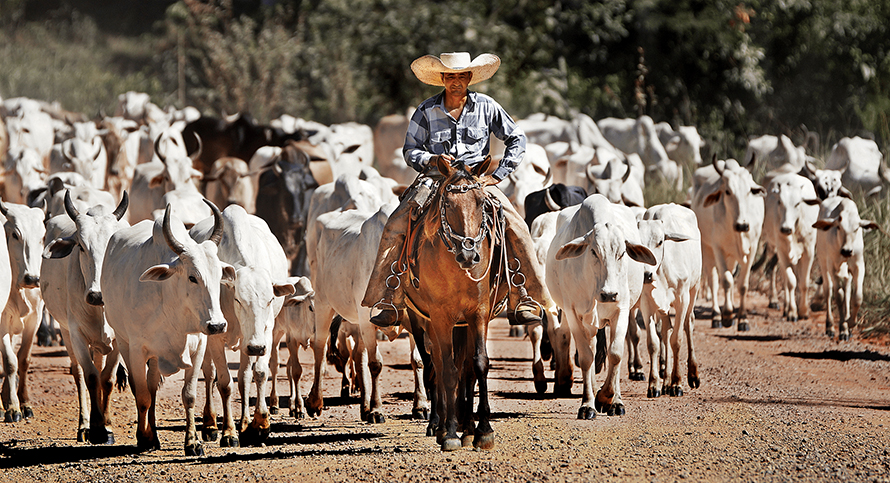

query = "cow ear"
[139,263,176,282]
[751,185,766,196]
[838,187,853,199]
[284,291,315,306]
[664,232,691,243]
[43,237,76,259]
[149,174,165,188]
[861,220,880,231]
[626,241,657,266]
[703,190,722,207]
[273,282,296,297]
[221,263,236,283]
[813,219,835,231]
[555,236,587,261]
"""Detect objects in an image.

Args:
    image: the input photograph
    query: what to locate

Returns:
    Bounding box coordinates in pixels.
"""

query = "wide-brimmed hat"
[410,52,501,87]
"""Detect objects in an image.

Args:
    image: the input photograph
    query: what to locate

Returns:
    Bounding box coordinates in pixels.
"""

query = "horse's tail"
[115,362,128,392]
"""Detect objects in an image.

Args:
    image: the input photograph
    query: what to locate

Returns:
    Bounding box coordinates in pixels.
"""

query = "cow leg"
[528,322,547,394]
[823,268,836,337]
[243,352,272,444]
[307,308,336,417]
[796,250,814,320]
[200,347,218,442]
[237,352,254,434]
[715,255,736,327]
[642,299,662,398]
[736,255,756,330]
[97,350,123,442]
[547,308,573,397]
[470,317,494,450]
[182,339,206,456]
[16,297,42,419]
[847,261,864,341]
[269,328,284,415]
[566,309,597,419]
[767,247,780,310]
[129,348,160,452]
[625,309,644,381]
[596,308,627,416]
[66,327,111,444]
[702,247,722,326]
[839,266,855,341]
[664,308,684,396]
[0,316,22,423]
[682,285,700,390]
[61,325,90,442]
[408,331,430,420]
[286,336,306,419]
[784,265,798,321]
[359,316,385,424]
[207,337,238,447]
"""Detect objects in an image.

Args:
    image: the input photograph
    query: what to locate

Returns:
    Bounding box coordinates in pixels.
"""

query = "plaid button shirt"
[403,91,526,181]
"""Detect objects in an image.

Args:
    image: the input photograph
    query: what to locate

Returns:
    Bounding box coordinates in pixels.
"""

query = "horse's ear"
[472,155,495,178]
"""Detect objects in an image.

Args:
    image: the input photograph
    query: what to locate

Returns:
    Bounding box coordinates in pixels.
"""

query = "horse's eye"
[188,275,198,284]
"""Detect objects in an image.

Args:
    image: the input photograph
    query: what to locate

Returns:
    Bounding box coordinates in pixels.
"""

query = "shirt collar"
[433,90,477,113]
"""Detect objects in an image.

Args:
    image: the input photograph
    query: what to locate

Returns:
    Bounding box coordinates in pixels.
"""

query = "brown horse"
[403,155,508,452]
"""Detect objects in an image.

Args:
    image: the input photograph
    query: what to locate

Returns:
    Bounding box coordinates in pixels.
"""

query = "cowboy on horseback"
[362,51,554,328]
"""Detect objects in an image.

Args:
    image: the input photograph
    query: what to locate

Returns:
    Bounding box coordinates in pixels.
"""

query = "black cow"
[523,183,589,229]
[254,141,319,276]
[182,113,308,176]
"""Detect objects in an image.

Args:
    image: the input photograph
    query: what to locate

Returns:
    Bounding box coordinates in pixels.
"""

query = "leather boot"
[370,305,400,328]
[508,301,543,325]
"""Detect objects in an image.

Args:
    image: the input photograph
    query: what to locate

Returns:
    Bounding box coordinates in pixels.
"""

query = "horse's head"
[435,155,499,270]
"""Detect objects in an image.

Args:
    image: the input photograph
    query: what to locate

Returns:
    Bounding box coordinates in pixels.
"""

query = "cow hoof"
[605,403,625,416]
[220,435,240,448]
[306,407,321,418]
[239,425,271,447]
[340,386,350,399]
[202,428,219,442]
[22,406,34,419]
[721,317,733,328]
[689,375,701,389]
[291,408,306,420]
[768,302,779,310]
[367,412,385,424]
[461,432,474,447]
[553,382,573,398]
[668,385,684,397]
[577,406,596,420]
[826,329,835,338]
[629,372,645,381]
[534,380,548,394]
[89,428,114,445]
[184,443,204,457]
[647,387,661,398]
[788,316,798,322]
[474,430,495,450]
[711,319,722,329]
[659,368,666,379]
[412,408,430,420]
[4,410,22,423]
[737,321,750,332]
[441,438,462,452]
[426,424,437,437]
[269,406,279,415]
[839,333,850,341]
[77,428,89,443]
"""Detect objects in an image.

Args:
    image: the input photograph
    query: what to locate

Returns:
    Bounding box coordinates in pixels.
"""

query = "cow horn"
[586,162,601,184]
[543,186,561,212]
[64,190,80,221]
[92,137,103,160]
[64,140,76,162]
[621,161,632,183]
[153,134,167,165]
[204,199,224,246]
[162,205,186,255]
[189,132,203,162]
[0,199,8,217]
[112,191,129,221]
[711,153,723,176]
[542,167,553,187]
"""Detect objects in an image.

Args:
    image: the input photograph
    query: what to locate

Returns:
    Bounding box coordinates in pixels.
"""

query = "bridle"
[438,181,492,255]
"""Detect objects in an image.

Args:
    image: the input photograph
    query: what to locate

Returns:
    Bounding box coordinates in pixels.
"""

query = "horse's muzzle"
[456,249,481,269]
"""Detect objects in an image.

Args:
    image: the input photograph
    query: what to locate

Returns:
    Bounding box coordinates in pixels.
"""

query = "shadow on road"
[780,349,890,362]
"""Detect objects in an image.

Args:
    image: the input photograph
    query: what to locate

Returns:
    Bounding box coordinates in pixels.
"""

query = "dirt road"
[0,292,889,482]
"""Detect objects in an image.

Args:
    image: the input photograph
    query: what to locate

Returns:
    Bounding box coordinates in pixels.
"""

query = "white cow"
[129,129,203,224]
[691,157,765,330]
[745,134,808,173]
[4,108,56,166]
[101,203,234,455]
[269,276,315,419]
[636,204,701,399]
[761,173,820,321]
[49,135,108,190]
[0,201,46,422]
[114,91,152,124]
[308,203,404,422]
[813,197,877,341]
[528,211,573,395]
[597,115,682,189]
[3,146,47,204]
[190,205,294,446]
[373,111,415,186]
[546,194,656,419]
[655,122,704,168]
[825,136,889,196]
[203,157,255,214]
[496,143,551,217]
[584,156,646,208]
[39,191,128,443]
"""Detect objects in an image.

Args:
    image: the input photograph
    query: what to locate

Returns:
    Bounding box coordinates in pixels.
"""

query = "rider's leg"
[362,198,412,327]
[486,187,555,325]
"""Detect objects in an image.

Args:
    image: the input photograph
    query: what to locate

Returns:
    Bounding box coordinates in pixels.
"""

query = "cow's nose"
[840,248,853,258]
[643,272,654,284]
[734,223,750,233]
[86,291,104,306]
[22,274,39,287]
[600,291,618,303]
[206,321,227,335]
[246,344,267,356]
[780,226,793,235]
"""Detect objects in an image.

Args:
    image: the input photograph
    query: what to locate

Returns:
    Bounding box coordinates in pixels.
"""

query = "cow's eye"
[188,275,198,284]
[11,231,19,240]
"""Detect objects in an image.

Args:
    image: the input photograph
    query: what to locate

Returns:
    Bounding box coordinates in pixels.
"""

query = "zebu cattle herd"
[0,91,886,454]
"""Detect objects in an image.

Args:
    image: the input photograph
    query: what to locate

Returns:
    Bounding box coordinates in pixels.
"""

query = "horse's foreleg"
[470,318,494,450]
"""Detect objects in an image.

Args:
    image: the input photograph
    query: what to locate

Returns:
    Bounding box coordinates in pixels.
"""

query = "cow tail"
[540,309,553,362]
[115,363,129,392]
[326,315,347,370]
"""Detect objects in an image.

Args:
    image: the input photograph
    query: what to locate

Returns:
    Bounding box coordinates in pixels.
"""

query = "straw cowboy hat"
[410,52,501,86]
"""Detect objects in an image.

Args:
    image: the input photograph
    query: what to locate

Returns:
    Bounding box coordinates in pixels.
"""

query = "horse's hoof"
[291,408,306,420]
[721,317,733,328]
[737,321,750,332]
[136,434,161,452]
[239,425,270,446]
[22,407,34,419]
[474,431,495,450]
[441,438,462,452]
[767,302,779,310]
[461,432,474,447]
[577,406,596,420]
[77,428,89,443]
[711,319,722,329]
[184,443,204,457]
[202,428,219,442]
[534,380,548,395]
[89,428,114,445]
[629,372,645,382]
[689,374,701,389]
[647,387,661,398]
[220,435,240,448]
[553,382,573,398]
[4,410,22,423]
[412,408,430,420]
[269,406,279,415]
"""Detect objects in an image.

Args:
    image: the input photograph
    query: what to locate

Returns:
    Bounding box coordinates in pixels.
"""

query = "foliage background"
[2,0,890,333]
